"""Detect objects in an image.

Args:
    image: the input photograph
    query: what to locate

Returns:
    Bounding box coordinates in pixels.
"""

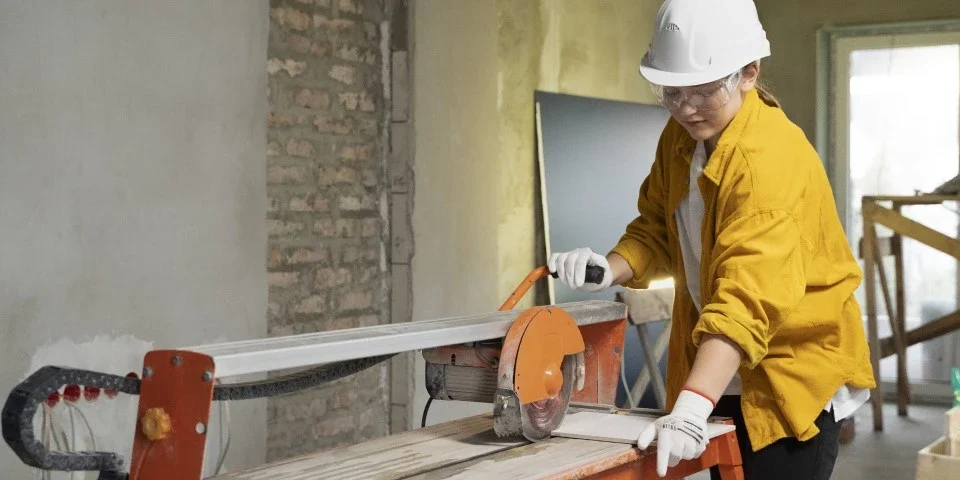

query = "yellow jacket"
[610,89,876,452]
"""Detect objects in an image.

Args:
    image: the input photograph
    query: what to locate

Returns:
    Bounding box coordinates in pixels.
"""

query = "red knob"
[84,386,101,402]
[45,392,60,408]
[62,385,81,403]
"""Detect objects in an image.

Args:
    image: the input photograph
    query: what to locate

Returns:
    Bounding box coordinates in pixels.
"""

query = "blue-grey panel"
[536,91,672,407]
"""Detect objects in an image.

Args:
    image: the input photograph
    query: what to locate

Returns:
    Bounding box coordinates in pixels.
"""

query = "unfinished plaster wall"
[496,0,661,305]
[411,0,660,427]
[410,0,502,426]
[0,1,269,477]
[755,0,960,142]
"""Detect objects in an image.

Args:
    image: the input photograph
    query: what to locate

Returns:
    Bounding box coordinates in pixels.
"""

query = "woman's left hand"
[636,389,714,477]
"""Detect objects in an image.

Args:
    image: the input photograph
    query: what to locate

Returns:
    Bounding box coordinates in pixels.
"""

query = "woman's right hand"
[548,248,614,292]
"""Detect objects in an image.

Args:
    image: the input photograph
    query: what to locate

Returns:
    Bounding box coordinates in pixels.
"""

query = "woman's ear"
[740,62,760,92]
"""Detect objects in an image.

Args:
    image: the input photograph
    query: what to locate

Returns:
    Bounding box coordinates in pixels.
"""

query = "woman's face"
[659,65,759,144]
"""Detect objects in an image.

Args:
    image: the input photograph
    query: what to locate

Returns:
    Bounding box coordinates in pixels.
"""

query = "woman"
[548,0,875,479]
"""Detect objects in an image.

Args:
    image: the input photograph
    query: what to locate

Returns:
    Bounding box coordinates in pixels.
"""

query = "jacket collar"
[672,89,761,184]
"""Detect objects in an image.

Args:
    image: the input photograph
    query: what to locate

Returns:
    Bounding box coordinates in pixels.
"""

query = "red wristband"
[681,387,717,408]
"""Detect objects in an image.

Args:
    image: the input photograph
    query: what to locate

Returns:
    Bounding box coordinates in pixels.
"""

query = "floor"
[687,402,947,480]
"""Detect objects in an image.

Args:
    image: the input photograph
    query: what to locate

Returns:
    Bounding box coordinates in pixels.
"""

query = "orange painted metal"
[499,266,551,311]
[572,319,628,405]
[542,423,744,480]
[513,307,585,404]
[129,350,215,480]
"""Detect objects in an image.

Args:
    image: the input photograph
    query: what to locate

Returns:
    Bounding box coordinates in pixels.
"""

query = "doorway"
[820,20,960,400]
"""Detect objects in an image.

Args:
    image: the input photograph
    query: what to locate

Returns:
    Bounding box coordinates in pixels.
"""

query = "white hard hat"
[639,0,770,87]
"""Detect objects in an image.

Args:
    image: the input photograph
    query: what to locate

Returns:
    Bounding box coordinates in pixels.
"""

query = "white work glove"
[548,247,613,292]
[636,389,714,477]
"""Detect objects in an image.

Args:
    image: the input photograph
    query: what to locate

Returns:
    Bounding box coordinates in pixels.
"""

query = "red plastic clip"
[62,385,81,404]
[84,386,101,402]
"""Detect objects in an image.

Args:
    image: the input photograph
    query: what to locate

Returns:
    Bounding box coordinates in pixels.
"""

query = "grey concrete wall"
[0,1,269,477]
[411,0,502,427]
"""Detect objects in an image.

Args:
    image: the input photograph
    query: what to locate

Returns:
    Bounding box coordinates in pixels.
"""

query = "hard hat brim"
[638,47,770,87]
[638,62,740,88]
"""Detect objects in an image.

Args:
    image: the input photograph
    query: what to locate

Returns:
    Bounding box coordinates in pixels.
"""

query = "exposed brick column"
[264,0,390,461]
[387,0,414,434]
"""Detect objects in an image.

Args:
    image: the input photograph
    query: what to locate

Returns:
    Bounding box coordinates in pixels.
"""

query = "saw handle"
[550,265,606,285]
[498,265,606,311]
[2,366,138,479]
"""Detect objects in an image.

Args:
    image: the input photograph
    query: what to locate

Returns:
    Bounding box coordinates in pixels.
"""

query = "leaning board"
[553,411,736,444]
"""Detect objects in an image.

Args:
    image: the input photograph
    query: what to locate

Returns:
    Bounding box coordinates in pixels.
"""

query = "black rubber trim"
[3,354,394,475]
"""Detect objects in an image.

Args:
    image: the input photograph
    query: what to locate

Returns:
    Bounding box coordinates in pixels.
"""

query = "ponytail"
[742,60,781,109]
[756,82,781,108]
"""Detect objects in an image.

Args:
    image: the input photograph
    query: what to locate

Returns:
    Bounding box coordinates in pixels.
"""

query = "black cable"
[421,397,433,428]
[213,354,395,400]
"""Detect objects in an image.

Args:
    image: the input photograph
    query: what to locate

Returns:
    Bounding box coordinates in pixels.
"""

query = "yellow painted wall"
[411,0,503,427]
[496,0,661,305]
[411,0,661,426]
[755,0,959,142]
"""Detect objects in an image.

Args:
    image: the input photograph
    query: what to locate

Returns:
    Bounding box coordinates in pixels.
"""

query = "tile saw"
[2,266,745,479]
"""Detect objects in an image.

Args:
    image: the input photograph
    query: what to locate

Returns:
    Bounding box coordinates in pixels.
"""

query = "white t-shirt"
[675,141,869,421]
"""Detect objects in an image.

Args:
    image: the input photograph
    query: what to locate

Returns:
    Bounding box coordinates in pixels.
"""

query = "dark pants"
[708,395,842,480]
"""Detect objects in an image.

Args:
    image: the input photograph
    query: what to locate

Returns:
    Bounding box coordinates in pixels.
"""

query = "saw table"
[211,406,743,480]
[3,266,744,480]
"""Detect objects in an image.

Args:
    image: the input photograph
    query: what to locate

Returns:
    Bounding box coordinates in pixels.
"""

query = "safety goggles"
[651,70,743,112]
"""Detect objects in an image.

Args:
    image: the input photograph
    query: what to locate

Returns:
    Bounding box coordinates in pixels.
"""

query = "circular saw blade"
[519,354,576,441]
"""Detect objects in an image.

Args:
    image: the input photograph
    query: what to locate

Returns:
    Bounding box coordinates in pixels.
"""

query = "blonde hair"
[744,61,781,109]
[756,82,781,108]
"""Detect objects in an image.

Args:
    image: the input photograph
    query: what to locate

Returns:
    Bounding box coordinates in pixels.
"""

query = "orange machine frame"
[120,265,743,480]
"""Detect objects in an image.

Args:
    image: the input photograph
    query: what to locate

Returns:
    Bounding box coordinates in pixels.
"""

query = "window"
[820,21,960,395]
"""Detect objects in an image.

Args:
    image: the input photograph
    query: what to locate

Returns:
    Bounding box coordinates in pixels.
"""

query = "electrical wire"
[420,397,433,428]
[213,393,231,476]
[620,344,637,410]
[133,441,156,479]
[68,407,77,480]
[67,404,97,450]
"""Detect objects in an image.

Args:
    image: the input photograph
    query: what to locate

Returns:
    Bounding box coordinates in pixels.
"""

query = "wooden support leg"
[863,211,884,432]
[874,241,909,417]
[626,320,671,409]
[635,322,667,409]
[892,206,911,413]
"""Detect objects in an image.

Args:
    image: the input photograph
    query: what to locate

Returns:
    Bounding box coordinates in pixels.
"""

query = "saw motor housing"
[423,305,626,440]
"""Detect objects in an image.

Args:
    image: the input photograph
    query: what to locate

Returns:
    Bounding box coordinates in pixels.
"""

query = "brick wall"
[264,0,391,461]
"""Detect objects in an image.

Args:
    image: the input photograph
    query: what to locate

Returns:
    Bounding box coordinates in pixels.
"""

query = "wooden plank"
[879,310,960,358]
[857,235,896,259]
[550,411,735,444]
[863,202,960,260]
[915,437,960,480]
[626,320,671,409]
[891,219,910,415]
[407,437,632,480]
[635,323,667,409]
[862,194,960,204]
[213,415,527,480]
[621,287,674,325]
[874,244,909,416]
[862,214,884,432]
[535,101,555,305]
[947,407,960,457]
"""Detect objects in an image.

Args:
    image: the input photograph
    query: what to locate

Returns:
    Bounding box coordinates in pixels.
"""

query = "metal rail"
[185,300,627,378]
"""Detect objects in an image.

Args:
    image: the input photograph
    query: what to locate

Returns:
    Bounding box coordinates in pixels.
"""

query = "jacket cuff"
[609,240,654,290]
[692,312,767,369]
